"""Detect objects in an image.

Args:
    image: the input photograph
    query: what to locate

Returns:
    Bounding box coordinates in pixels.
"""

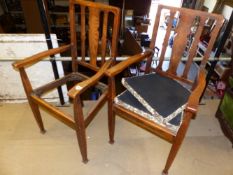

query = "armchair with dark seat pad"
[106,5,224,174]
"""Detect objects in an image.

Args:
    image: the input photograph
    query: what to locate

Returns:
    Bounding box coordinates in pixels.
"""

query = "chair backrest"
[69,0,121,72]
[147,5,224,85]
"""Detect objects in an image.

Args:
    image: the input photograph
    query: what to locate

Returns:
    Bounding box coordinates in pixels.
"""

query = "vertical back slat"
[81,6,86,61]
[149,6,162,49]
[69,0,77,72]
[182,18,206,78]
[89,7,100,66]
[201,19,224,66]
[167,12,197,75]
[156,10,175,70]
[101,11,109,65]
[110,10,120,63]
[145,6,162,73]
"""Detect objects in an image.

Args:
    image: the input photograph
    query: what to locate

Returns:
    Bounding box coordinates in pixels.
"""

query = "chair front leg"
[108,77,116,144]
[28,99,46,134]
[163,112,193,175]
[73,95,88,163]
[108,97,116,144]
[19,68,45,133]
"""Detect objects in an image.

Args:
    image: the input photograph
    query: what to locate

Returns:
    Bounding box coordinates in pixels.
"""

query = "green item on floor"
[220,76,233,129]
[229,76,233,88]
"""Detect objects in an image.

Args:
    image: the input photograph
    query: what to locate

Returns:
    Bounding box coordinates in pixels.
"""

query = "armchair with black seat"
[106,5,224,174]
[12,0,120,163]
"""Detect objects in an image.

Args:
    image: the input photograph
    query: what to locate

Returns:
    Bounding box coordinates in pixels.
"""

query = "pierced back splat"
[148,5,224,84]
[69,0,120,72]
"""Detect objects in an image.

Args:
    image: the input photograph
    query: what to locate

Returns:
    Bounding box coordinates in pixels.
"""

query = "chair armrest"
[105,51,152,77]
[186,68,206,114]
[67,58,113,99]
[12,44,71,70]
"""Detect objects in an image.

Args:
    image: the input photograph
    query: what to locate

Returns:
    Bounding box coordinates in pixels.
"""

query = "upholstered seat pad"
[122,73,191,122]
[115,90,182,133]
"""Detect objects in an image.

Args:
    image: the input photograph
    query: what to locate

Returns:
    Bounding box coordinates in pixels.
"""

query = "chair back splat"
[69,0,120,72]
[106,5,224,175]
[146,5,224,85]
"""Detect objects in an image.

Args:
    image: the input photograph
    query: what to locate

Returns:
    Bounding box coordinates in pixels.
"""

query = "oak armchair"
[106,5,224,174]
[12,0,120,163]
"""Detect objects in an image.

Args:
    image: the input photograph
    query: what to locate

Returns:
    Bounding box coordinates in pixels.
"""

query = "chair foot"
[40,129,46,134]
[82,159,89,164]
[109,140,115,144]
[162,170,168,175]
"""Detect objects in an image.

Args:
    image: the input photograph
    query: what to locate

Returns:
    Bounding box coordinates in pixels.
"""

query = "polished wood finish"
[107,5,224,174]
[68,59,113,98]
[101,12,109,65]
[81,5,86,62]
[19,68,45,133]
[13,44,71,69]
[12,0,120,163]
[89,7,100,66]
[106,51,152,77]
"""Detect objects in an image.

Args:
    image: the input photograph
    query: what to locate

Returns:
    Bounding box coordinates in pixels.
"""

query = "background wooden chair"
[12,0,120,163]
[106,5,224,174]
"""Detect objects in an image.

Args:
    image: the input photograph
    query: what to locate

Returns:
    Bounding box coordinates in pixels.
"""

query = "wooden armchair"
[106,5,224,174]
[12,0,120,163]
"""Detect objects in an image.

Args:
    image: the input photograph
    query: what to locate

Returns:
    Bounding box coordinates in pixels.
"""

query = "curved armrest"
[12,44,71,70]
[105,51,152,77]
[186,68,206,114]
[68,58,113,99]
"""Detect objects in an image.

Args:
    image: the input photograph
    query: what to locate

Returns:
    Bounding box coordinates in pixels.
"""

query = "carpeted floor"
[0,100,232,175]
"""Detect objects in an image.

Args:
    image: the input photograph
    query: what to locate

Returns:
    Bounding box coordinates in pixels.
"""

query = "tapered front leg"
[73,96,88,163]
[28,99,46,133]
[163,112,192,174]
[108,98,116,144]
[19,68,45,133]
[108,77,116,144]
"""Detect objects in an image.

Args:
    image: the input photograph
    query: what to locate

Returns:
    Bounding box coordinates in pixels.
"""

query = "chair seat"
[115,73,191,133]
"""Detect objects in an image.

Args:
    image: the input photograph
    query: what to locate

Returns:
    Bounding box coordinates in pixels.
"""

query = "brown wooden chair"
[12,0,120,163]
[106,5,224,174]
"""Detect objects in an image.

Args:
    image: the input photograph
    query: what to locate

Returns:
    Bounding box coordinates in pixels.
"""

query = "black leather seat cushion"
[115,90,182,133]
[114,73,191,133]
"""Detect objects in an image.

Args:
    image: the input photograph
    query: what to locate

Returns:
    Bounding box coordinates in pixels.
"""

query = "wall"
[109,0,152,16]
[0,34,67,103]
[0,2,3,16]
[20,0,44,33]
[204,0,217,12]
[221,5,233,19]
